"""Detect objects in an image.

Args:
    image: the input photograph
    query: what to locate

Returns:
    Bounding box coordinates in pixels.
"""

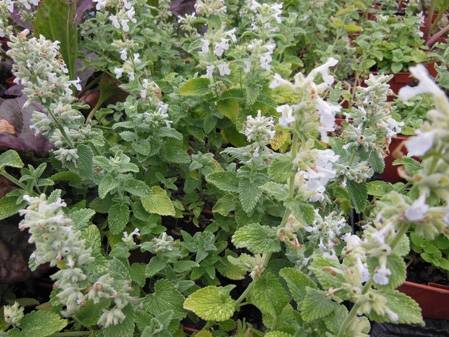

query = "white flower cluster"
[7,32,94,163]
[3,302,24,327]
[304,211,349,259]
[94,0,137,32]
[246,0,283,36]
[271,58,341,142]
[295,149,339,202]
[19,194,132,327]
[343,74,402,154]
[194,0,226,16]
[200,27,237,78]
[244,111,275,157]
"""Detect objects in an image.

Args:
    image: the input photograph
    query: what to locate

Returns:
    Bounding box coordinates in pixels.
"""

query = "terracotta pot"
[399,281,449,319]
[380,135,408,183]
[389,62,437,95]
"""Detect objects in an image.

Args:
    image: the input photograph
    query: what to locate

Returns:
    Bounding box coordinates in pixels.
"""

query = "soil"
[406,252,449,286]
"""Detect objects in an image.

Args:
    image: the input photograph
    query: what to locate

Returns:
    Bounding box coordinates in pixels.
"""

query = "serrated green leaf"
[369,289,423,325]
[217,98,240,123]
[179,78,210,96]
[286,201,315,224]
[279,267,317,303]
[184,286,236,321]
[141,186,175,216]
[232,223,281,254]
[260,182,288,201]
[76,144,94,179]
[0,149,23,169]
[69,208,95,229]
[300,288,338,322]
[248,272,289,327]
[324,305,348,333]
[130,263,146,287]
[145,256,167,277]
[309,256,344,289]
[394,234,410,256]
[206,172,239,193]
[98,174,119,199]
[144,279,185,320]
[161,140,190,164]
[212,194,236,216]
[238,176,263,214]
[367,181,394,197]
[11,310,67,337]
[108,202,130,234]
[122,177,150,197]
[268,155,292,183]
[347,180,367,213]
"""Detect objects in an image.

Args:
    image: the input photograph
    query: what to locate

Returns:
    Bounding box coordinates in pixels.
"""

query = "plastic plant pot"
[380,135,409,183]
[389,63,437,95]
[399,281,449,320]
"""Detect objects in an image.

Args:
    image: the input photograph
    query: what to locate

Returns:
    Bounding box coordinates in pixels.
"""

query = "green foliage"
[141,186,176,216]
[8,310,67,337]
[183,286,236,321]
[232,224,281,254]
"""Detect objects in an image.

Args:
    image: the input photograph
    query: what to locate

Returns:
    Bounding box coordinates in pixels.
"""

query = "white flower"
[308,57,339,90]
[214,39,229,57]
[200,39,210,54]
[373,265,391,285]
[276,104,295,127]
[405,194,429,221]
[244,111,275,155]
[3,302,24,326]
[217,62,231,76]
[316,97,340,142]
[399,65,446,102]
[122,228,140,247]
[385,309,399,322]
[405,131,434,157]
[114,67,124,79]
[269,73,293,89]
[98,308,126,328]
[206,65,214,78]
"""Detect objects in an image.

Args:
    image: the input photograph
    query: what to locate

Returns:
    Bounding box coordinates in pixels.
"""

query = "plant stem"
[50,332,89,337]
[427,23,449,47]
[0,169,27,190]
[335,223,410,337]
[47,109,75,148]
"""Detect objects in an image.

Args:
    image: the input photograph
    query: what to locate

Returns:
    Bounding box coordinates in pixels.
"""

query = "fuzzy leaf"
[347,180,367,213]
[206,172,239,193]
[300,288,339,322]
[122,177,150,197]
[279,267,317,303]
[369,289,423,325]
[144,279,185,320]
[0,149,23,169]
[77,144,94,179]
[0,194,22,221]
[179,78,210,96]
[141,186,175,216]
[268,155,292,183]
[98,174,118,199]
[265,332,294,337]
[69,208,95,229]
[248,272,289,327]
[212,194,236,216]
[232,223,281,254]
[9,310,67,337]
[238,176,263,214]
[260,182,288,201]
[183,286,236,321]
[108,203,130,234]
[102,307,135,337]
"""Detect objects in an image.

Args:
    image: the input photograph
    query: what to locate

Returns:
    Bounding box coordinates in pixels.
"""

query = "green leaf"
[279,267,317,303]
[248,272,289,327]
[130,263,146,287]
[309,256,344,289]
[238,176,263,214]
[286,201,315,224]
[161,140,190,164]
[11,310,67,337]
[102,307,135,337]
[141,186,176,216]
[108,203,130,235]
[347,180,368,213]
[33,0,78,79]
[368,151,385,173]
[260,182,288,201]
[232,223,281,254]
[369,254,406,289]
[370,289,423,325]
[179,78,210,96]
[206,172,239,193]
[265,332,294,337]
[0,149,23,169]
[300,288,339,322]
[268,155,292,183]
[217,98,240,123]
[212,194,236,216]
[145,256,167,277]
[144,279,185,320]
[69,208,95,229]
[0,194,22,221]
[183,286,236,321]
[98,174,119,199]
[367,181,394,197]
[77,144,94,179]
[122,177,150,197]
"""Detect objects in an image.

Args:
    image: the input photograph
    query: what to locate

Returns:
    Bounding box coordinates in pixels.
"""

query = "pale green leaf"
[0,194,22,221]
[206,172,239,193]
[300,288,338,322]
[238,176,263,214]
[347,180,367,213]
[10,310,67,337]
[141,186,175,216]
[69,208,95,229]
[144,279,185,320]
[0,149,23,169]
[232,223,281,254]
[122,177,150,197]
[98,174,119,199]
[179,78,210,96]
[183,286,236,321]
[265,332,294,337]
[108,202,130,234]
[279,267,317,303]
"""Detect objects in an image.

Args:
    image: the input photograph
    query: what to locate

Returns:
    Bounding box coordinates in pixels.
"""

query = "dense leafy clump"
[0,1,449,337]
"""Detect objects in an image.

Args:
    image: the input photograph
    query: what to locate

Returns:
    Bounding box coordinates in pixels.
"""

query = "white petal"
[405,131,434,157]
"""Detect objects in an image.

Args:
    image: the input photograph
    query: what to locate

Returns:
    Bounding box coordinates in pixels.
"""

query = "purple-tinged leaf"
[0,96,52,155]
